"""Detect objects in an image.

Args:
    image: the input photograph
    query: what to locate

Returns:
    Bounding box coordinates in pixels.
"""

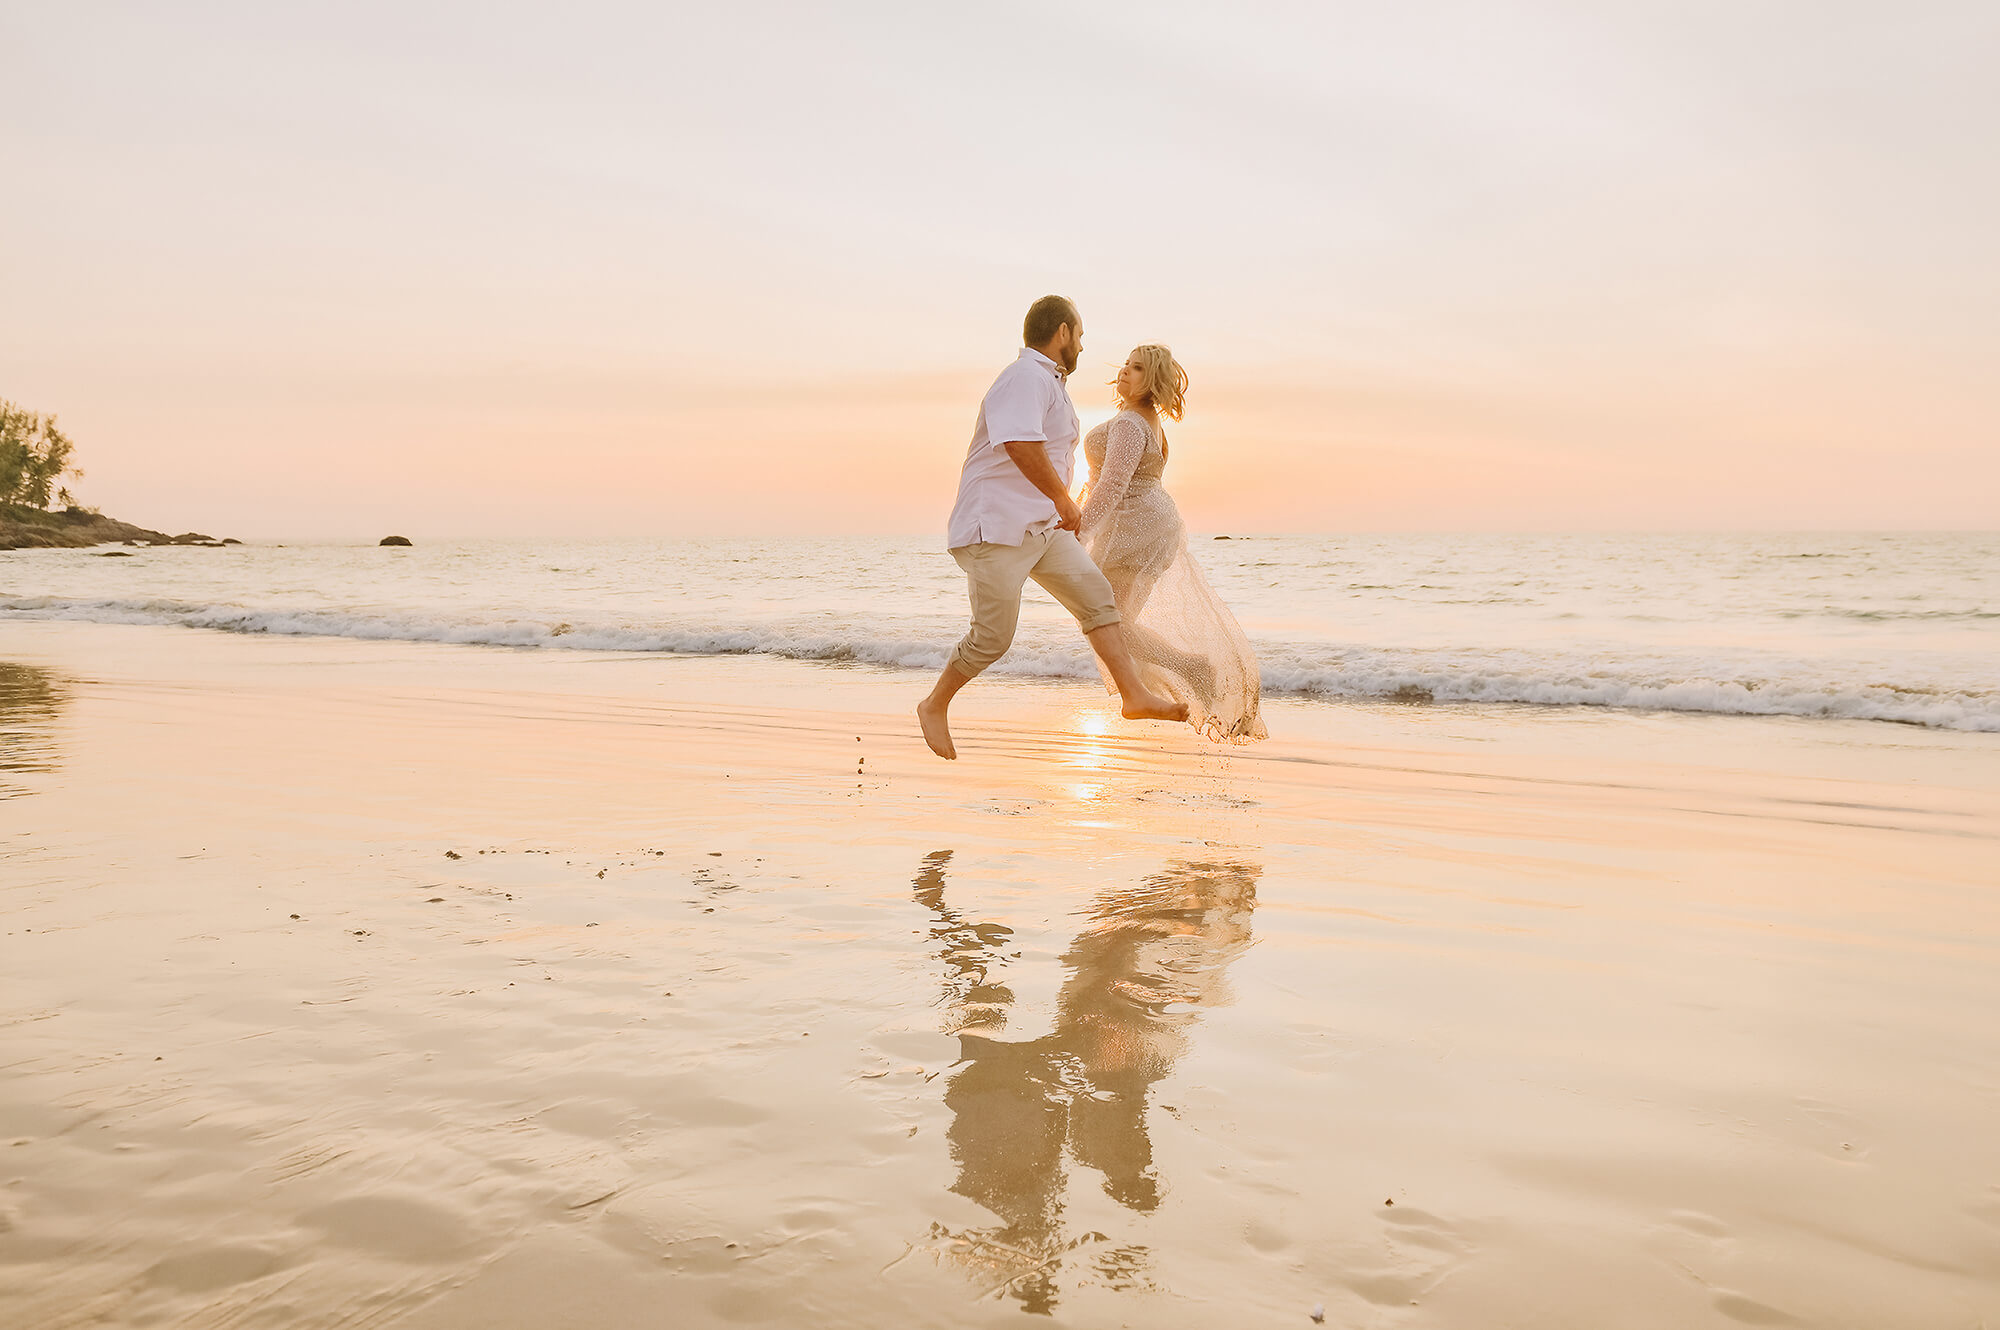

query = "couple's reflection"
[0,661,69,792]
[912,849,1260,1313]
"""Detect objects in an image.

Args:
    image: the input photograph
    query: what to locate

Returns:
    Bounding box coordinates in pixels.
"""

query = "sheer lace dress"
[1079,411,1267,742]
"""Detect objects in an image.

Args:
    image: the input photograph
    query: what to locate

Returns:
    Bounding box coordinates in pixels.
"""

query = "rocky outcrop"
[379,535,413,546]
[0,507,239,550]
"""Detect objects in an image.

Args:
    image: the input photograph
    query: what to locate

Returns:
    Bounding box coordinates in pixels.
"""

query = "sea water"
[3,532,1994,731]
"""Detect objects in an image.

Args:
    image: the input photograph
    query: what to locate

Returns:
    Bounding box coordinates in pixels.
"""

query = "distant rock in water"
[379,535,413,547]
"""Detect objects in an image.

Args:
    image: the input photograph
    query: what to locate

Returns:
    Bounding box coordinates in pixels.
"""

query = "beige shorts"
[948,528,1122,678]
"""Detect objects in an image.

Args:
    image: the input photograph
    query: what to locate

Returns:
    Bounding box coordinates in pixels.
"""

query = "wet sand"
[3,620,1998,1328]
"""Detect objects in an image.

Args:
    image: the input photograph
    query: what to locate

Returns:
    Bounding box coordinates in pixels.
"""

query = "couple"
[917,295,1267,760]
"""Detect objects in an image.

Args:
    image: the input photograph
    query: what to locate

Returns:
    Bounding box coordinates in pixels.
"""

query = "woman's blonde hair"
[1115,344,1189,420]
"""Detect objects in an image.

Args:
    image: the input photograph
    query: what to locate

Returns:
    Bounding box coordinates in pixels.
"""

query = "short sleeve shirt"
[945,348,1080,549]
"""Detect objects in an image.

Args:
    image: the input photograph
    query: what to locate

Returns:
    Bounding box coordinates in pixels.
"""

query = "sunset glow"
[5,3,1995,538]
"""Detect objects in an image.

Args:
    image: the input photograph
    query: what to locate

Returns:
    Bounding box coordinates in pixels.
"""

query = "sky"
[3,0,1996,538]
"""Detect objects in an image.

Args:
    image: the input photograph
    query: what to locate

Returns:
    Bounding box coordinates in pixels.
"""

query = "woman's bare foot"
[1121,692,1190,722]
[916,699,957,760]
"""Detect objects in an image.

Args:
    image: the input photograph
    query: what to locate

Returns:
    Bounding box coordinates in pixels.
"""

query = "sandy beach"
[3,620,1998,1328]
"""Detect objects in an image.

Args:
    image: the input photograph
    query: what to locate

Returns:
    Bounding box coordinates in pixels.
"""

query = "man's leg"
[919,541,1035,760]
[917,661,973,761]
[1029,532,1188,724]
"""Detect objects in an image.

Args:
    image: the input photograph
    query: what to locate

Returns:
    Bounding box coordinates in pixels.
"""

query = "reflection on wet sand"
[912,850,1260,1313]
[0,660,69,791]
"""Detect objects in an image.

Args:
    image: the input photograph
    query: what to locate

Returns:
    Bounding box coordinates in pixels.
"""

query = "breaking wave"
[4,595,1995,732]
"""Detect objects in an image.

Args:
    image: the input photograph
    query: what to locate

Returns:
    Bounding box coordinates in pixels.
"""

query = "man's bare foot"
[1121,692,1190,723]
[916,699,957,760]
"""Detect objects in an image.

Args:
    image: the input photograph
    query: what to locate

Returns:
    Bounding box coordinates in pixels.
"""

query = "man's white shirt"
[946,348,1079,550]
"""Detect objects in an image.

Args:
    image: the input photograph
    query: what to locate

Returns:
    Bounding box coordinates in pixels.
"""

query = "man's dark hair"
[1023,295,1079,348]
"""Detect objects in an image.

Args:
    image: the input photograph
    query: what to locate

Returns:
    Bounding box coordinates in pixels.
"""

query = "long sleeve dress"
[1078,411,1267,742]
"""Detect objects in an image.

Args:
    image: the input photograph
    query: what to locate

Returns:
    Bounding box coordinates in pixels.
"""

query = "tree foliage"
[0,399,80,511]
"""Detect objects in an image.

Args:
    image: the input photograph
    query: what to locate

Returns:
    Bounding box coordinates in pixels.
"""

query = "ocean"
[3,531,1995,732]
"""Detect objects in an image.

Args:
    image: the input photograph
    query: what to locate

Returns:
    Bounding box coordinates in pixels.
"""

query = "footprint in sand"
[1665,1209,1732,1241]
[1649,1212,1800,1323]
[145,1244,291,1294]
[297,1192,478,1263]
[1340,1205,1471,1307]
[1242,1217,1290,1255]
[1711,1289,1799,1325]
[1652,1214,1798,1325]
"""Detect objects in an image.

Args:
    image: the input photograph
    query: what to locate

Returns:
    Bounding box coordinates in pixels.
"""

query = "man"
[917,295,1188,760]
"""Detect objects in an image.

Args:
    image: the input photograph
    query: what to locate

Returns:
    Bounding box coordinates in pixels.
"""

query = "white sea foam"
[1257,656,2000,731]
[6,595,1995,732]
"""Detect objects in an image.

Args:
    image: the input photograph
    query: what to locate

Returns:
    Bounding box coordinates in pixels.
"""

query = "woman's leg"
[1120,620,1219,703]
[1031,533,1187,723]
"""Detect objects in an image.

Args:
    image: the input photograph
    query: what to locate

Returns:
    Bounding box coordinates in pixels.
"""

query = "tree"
[0,399,81,511]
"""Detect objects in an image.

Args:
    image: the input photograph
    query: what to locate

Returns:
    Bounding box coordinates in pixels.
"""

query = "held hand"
[1055,495,1083,531]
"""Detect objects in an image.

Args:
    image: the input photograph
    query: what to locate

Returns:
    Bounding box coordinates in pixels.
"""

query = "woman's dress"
[1079,410,1267,742]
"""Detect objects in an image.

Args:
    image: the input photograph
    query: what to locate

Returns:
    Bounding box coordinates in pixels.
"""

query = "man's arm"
[1002,440,1082,530]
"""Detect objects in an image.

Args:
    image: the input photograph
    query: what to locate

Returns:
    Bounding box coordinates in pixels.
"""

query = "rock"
[222,538,243,545]
[0,507,221,551]
[379,535,413,547]
[94,551,134,557]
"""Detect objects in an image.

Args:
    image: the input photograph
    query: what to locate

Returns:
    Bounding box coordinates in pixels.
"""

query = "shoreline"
[2,603,1995,734]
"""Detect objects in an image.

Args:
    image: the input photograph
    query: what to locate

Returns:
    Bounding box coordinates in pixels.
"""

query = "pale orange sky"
[4,2,1996,538]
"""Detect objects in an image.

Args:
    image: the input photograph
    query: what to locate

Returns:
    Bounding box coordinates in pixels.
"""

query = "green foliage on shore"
[1,398,81,511]
[0,399,238,549]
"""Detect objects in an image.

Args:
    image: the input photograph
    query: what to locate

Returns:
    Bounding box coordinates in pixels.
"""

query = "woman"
[1078,346,1267,742]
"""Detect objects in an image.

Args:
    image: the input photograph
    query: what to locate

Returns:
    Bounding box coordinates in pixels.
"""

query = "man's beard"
[1059,345,1080,374]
